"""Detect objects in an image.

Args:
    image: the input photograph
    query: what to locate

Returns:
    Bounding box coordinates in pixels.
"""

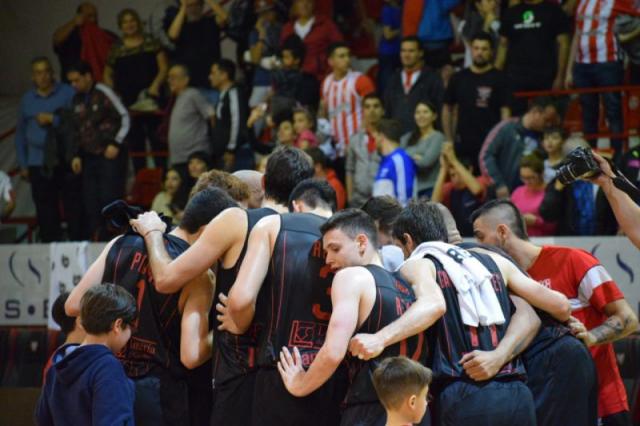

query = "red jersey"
[575,0,621,64]
[528,245,628,418]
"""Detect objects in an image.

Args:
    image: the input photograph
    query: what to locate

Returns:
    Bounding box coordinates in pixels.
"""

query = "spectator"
[167,63,215,179]
[377,0,402,94]
[432,142,490,236]
[190,169,250,205]
[497,0,570,115]
[35,284,137,426]
[279,0,343,81]
[615,0,640,85]
[541,126,566,183]
[187,151,211,182]
[275,114,296,147]
[372,357,432,426]
[292,107,318,149]
[167,0,228,89]
[442,32,510,171]
[232,169,265,208]
[52,3,116,83]
[511,153,557,236]
[306,147,346,210]
[402,0,461,69]
[321,42,376,164]
[566,0,625,161]
[271,35,320,111]
[400,101,445,198]
[209,59,250,171]
[247,0,282,107]
[346,93,385,208]
[480,97,559,198]
[360,195,406,271]
[372,119,417,206]
[0,171,16,221]
[104,8,169,172]
[458,0,500,67]
[151,168,190,222]
[384,36,444,134]
[67,62,129,241]
[15,57,84,242]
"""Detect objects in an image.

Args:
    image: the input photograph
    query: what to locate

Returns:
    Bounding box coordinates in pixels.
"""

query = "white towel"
[403,241,505,327]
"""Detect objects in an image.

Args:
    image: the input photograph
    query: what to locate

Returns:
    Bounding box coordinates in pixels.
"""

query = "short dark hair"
[117,8,142,29]
[169,62,190,78]
[80,284,137,335]
[470,31,495,49]
[181,187,238,234]
[520,152,544,175]
[543,125,566,139]
[373,356,432,411]
[392,200,449,246]
[264,146,315,205]
[361,196,402,236]
[66,61,93,76]
[401,36,423,50]
[187,151,211,168]
[288,179,336,212]
[305,147,327,168]
[469,199,529,240]
[320,209,379,248]
[213,59,236,81]
[362,92,383,106]
[51,292,76,335]
[529,96,556,113]
[374,119,403,144]
[281,34,306,63]
[328,41,350,57]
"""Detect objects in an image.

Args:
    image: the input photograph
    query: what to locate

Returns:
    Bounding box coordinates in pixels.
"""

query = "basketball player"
[472,199,638,426]
[277,209,445,426]
[66,188,237,425]
[216,179,343,426]
[130,146,314,426]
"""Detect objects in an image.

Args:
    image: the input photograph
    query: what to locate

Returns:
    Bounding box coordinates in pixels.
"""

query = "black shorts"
[250,367,347,426]
[134,375,189,426]
[210,370,257,426]
[341,401,431,426]
[524,334,598,426]
[437,380,536,426]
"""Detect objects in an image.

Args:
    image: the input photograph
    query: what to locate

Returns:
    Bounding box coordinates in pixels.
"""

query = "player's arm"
[65,236,120,317]
[131,208,246,293]
[278,269,364,397]
[223,215,279,334]
[349,258,446,360]
[461,295,541,381]
[493,254,571,322]
[570,299,639,347]
[179,270,215,369]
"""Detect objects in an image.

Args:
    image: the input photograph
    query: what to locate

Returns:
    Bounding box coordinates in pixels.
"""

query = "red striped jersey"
[528,245,628,418]
[575,0,621,64]
[322,71,375,156]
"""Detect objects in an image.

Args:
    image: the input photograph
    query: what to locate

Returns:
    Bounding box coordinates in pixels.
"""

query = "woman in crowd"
[104,8,169,172]
[400,101,445,198]
[511,153,557,236]
[292,107,318,149]
[151,168,189,222]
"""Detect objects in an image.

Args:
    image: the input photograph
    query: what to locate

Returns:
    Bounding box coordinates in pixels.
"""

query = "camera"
[556,147,602,185]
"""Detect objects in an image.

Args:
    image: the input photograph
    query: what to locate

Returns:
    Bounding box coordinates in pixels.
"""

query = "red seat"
[127,168,163,210]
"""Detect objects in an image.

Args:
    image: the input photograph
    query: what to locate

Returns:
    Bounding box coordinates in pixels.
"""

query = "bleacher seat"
[126,168,163,210]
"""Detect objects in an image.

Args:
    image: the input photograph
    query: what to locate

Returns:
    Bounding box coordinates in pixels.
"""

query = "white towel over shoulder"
[405,241,505,327]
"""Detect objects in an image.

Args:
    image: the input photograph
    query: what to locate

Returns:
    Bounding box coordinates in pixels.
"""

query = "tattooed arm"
[569,300,639,347]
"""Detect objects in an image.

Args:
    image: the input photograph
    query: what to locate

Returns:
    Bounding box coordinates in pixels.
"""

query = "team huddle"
[36,145,638,426]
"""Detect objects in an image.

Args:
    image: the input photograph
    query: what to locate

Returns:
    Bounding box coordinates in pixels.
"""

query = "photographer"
[589,151,640,249]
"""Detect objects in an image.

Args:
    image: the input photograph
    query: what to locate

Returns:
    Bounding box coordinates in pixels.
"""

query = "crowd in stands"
[7,0,640,242]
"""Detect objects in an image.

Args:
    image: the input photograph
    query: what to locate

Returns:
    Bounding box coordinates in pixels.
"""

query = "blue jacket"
[35,344,135,426]
[417,0,461,42]
[15,83,75,167]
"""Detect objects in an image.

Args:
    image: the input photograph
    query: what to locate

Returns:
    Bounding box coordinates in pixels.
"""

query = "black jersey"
[344,265,426,406]
[213,207,277,384]
[103,231,190,379]
[257,213,334,368]
[424,247,526,387]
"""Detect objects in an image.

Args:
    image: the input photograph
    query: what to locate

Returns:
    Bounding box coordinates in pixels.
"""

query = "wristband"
[143,229,163,238]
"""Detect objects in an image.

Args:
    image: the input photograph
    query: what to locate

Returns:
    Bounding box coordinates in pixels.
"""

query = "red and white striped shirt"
[575,0,621,64]
[322,70,375,156]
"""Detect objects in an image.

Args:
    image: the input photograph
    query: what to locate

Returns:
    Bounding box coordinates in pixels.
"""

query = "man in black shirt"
[166,0,228,88]
[442,32,510,171]
[66,188,237,426]
[219,179,340,426]
[496,0,570,115]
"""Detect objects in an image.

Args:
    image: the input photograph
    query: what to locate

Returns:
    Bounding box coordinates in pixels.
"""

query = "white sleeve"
[97,83,130,144]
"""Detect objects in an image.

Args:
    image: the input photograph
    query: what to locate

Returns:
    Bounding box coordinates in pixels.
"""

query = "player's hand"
[277,346,307,397]
[459,350,505,381]
[588,151,616,188]
[349,333,384,360]
[130,211,166,236]
[567,316,597,346]
[215,293,243,335]
[71,157,82,174]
